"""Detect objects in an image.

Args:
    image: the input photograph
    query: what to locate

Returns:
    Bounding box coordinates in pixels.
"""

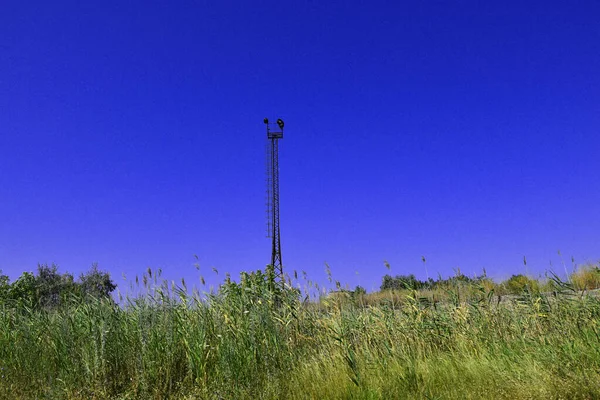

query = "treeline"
[380,273,481,291]
[0,263,116,309]
[380,265,600,295]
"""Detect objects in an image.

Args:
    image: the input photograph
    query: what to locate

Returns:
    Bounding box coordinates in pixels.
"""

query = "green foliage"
[8,271,37,308]
[380,272,488,293]
[380,274,430,291]
[35,263,78,308]
[0,269,9,302]
[0,263,116,309]
[2,265,600,399]
[353,285,366,295]
[502,274,540,295]
[79,263,117,299]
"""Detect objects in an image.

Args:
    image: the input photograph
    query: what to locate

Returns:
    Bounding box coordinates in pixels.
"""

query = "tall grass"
[2,265,600,399]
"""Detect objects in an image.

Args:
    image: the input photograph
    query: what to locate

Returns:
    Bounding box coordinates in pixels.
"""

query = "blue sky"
[1,0,599,292]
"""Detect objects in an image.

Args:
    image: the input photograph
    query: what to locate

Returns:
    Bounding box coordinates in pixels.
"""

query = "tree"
[380,274,428,291]
[79,263,116,300]
[36,263,77,308]
[502,274,540,295]
[0,270,9,303]
[8,271,37,307]
[1,263,117,309]
[354,285,366,295]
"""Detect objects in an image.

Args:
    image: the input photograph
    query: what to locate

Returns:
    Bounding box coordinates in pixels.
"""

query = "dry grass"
[570,263,600,290]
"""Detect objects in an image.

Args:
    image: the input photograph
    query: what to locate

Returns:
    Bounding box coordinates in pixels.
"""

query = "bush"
[501,274,540,295]
[570,264,600,290]
[380,274,429,291]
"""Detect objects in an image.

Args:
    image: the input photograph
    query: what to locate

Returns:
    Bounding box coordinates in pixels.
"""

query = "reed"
[1,264,600,399]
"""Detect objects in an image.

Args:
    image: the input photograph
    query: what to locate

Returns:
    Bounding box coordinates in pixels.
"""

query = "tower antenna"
[264,117,285,287]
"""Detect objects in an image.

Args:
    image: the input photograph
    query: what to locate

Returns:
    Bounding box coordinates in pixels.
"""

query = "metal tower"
[264,118,285,286]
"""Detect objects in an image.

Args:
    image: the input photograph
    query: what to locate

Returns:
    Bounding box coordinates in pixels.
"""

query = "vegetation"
[0,263,116,309]
[571,264,600,290]
[379,271,491,291]
[1,263,600,399]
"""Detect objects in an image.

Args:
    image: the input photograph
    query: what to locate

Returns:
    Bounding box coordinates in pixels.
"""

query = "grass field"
[2,265,600,399]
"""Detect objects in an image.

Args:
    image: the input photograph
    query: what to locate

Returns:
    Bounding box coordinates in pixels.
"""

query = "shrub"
[570,264,600,290]
[380,274,429,291]
[501,274,540,295]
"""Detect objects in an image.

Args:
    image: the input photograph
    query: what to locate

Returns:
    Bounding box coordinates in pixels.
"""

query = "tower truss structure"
[264,118,284,286]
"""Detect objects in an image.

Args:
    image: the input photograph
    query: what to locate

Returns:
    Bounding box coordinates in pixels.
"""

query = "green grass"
[2,266,600,399]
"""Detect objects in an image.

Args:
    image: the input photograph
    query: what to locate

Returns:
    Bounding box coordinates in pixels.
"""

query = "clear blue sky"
[1,0,599,293]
